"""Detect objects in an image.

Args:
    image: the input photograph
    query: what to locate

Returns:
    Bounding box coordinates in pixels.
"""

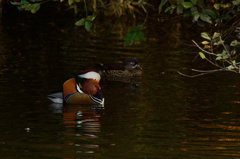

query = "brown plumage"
[82,79,100,95]
[95,58,142,77]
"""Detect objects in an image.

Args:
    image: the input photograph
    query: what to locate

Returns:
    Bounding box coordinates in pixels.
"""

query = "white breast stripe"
[90,95,104,104]
[76,84,83,93]
[76,84,104,104]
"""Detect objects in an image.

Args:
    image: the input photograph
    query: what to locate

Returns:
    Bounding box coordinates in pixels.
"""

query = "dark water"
[1,13,240,159]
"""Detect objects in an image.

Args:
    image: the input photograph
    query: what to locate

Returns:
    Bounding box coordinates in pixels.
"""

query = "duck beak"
[136,65,142,70]
[96,83,101,89]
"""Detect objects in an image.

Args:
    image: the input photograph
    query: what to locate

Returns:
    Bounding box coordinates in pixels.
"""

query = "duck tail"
[47,91,63,103]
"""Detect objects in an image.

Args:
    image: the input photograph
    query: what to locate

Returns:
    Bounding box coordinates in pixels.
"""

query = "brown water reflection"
[1,13,240,158]
[49,103,102,155]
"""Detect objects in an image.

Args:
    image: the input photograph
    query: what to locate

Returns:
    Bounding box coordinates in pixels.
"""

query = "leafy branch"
[178,30,240,77]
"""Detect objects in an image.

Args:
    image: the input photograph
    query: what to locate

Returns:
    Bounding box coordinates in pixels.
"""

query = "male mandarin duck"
[47,70,104,105]
[96,58,142,77]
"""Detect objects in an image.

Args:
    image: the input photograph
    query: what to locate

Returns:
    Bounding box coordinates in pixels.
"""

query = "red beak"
[96,83,101,89]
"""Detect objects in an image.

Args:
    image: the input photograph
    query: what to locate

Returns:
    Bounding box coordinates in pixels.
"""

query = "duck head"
[123,58,142,70]
[75,70,101,95]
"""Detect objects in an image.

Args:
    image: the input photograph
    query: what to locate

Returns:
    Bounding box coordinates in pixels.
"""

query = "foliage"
[156,0,240,76]
[10,0,150,46]
[9,0,240,58]
[11,0,41,14]
[124,25,146,46]
[158,0,240,27]
[75,15,96,31]
[178,30,240,77]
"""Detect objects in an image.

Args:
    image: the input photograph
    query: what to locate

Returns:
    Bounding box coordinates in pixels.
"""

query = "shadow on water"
[1,11,240,158]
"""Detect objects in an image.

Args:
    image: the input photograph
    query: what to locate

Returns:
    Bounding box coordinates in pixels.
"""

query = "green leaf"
[222,14,231,20]
[230,40,238,46]
[183,2,193,8]
[197,0,204,8]
[129,25,143,32]
[11,1,23,5]
[213,40,224,45]
[233,0,240,6]
[216,56,222,60]
[197,18,205,27]
[137,0,144,5]
[84,20,92,31]
[192,12,200,22]
[200,13,212,24]
[75,0,80,2]
[169,5,176,14]
[164,6,172,13]
[24,4,33,10]
[191,6,197,14]
[68,0,74,5]
[215,18,222,25]
[212,32,220,39]
[31,8,37,13]
[201,41,209,45]
[183,9,191,17]
[216,52,229,60]
[222,50,227,55]
[201,32,211,40]
[214,3,220,10]
[204,9,217,19]
[158,0,167,14]
[226,3,232,7]
[75,18,85,26]
[199,52,205,59]
[191,0,197,5]
[124,25,146,46]
[24,3,41,13]
[86,15,96,21]
[232,60,236,66]
[228,65,235,70]
[17,5,24,11]
[177,4,183,14]
[11,0,29,5]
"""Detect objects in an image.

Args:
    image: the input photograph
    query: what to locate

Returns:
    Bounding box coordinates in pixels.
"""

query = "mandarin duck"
[95,58,142,77]
[47,70,104,105]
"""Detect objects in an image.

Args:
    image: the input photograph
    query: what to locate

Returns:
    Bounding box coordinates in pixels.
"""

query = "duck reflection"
[48,103,103,154]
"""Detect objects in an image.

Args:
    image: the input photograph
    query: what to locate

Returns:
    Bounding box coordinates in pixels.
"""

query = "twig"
[177,71,214,77]
[178,67,238,77]
[192,68,238,73]
[83,0,88,17]
[39,0,51,5]
[192,40,216,56]
[142,8,149,26]
[205,57,223,69]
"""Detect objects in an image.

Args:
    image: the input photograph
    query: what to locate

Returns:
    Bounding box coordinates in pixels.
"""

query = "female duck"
[47,70,104,105]
[96,58,142,77]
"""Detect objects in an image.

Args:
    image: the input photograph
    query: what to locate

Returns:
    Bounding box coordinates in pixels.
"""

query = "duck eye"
[130,61,135,65]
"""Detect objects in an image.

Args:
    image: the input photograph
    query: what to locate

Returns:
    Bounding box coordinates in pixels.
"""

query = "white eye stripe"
[78,72,100,81]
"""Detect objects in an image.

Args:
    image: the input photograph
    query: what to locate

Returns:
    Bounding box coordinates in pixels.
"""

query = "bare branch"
[204,57,223,69]
[83,0,88,17]
[192,68,238,73]
[177,71,214,77]
[192,40,217,56]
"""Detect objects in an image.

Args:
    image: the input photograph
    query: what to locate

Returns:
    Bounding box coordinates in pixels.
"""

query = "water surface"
[0,13,240,158]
